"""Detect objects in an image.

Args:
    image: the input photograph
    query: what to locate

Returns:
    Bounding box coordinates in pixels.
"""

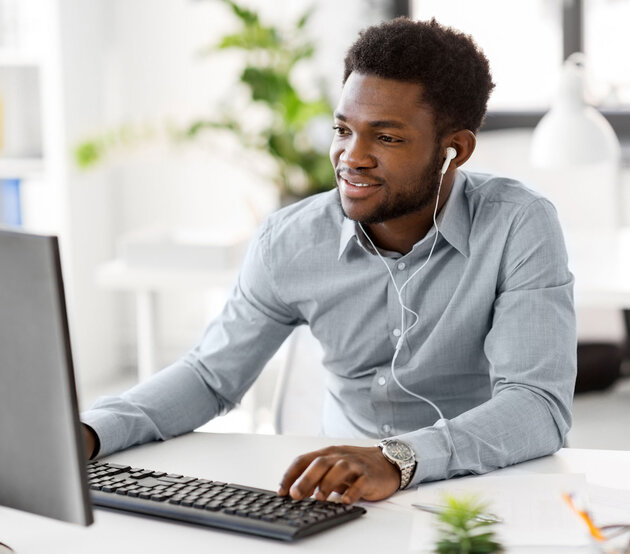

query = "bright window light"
[410,0,564,110]
[584,0,630,106]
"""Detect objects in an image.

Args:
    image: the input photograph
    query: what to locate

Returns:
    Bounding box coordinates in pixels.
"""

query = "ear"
[443,129,476,169]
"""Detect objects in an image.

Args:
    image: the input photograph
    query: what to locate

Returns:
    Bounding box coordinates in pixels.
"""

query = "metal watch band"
[378,439,416,490]
[399,464,413,489]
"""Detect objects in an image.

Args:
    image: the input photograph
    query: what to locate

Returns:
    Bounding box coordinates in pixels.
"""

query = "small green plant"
[75,0,335,199]
[434,495,504,554]
[188,0,334,197]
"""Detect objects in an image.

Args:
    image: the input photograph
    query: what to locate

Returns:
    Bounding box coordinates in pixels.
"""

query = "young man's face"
[330,72,443,225]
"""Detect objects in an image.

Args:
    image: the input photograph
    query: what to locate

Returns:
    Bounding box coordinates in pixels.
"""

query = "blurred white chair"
[271,326,326,435]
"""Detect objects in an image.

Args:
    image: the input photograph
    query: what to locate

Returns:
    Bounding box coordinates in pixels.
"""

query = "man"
[82,18,576,504]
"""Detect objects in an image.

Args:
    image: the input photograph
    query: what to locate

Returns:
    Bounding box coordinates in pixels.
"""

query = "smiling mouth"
[339,174,381,188]
[338,176,383,203]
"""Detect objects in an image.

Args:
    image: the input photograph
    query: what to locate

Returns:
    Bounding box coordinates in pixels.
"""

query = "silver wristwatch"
[378,438,416,490]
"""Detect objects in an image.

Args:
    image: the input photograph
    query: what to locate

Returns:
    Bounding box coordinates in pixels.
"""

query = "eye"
[332,125,349,136]
[378,135,402,144]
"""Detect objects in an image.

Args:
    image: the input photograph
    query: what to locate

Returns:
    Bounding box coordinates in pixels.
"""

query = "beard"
[338,144,444,225]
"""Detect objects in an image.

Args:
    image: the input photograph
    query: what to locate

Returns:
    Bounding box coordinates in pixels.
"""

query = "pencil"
[562,492,606,541]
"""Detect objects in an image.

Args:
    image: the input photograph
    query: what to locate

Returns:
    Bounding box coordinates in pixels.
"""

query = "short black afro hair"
[343,17,495,137]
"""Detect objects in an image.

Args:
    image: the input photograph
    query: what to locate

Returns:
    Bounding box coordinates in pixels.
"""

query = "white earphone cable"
[358,169,447,422]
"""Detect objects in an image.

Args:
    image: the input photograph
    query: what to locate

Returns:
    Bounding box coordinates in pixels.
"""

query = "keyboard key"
[129,471,153,479]
[106,464,130,471]
[105,468,128,477]
[161,475,197,484]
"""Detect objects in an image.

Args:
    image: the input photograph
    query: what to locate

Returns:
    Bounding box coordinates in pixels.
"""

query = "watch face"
[385,440,413,462]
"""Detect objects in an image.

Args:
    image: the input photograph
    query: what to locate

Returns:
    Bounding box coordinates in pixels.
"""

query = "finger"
[278,450,325,496]
[341,474,369,504]
[288,455,340,500]
[313,458,360,501]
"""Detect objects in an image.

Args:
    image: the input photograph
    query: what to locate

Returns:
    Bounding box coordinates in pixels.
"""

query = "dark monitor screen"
[0,228,93,526]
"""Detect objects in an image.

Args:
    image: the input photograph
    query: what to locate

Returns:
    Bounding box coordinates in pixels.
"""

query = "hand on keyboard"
[278,445,400,504]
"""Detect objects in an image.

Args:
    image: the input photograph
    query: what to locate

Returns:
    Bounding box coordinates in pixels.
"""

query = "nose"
[338,136,376,169]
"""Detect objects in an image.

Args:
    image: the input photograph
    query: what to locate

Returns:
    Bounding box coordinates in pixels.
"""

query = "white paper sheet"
[409,473,591,551]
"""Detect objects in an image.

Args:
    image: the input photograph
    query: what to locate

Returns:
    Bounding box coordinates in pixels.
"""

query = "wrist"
[82,424,100,460]
[377,439,416,490]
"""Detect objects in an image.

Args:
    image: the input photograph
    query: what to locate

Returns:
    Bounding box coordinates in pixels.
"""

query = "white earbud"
[440,146,457,175]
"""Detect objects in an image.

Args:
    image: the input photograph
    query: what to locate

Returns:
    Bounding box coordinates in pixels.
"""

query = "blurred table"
[96,259,237,381]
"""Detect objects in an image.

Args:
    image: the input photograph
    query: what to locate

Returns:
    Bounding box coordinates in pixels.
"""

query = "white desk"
[1,432,629,553]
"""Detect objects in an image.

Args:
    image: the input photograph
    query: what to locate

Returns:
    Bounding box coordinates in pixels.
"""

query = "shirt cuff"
[80,408,127,458]
[397,421,454,486]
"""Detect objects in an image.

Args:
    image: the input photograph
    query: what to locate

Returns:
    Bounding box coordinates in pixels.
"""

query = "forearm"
[400,385,572,485]
[81,362,225,457]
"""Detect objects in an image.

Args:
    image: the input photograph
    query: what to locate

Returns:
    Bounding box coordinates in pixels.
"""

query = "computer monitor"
[0,228,93,526]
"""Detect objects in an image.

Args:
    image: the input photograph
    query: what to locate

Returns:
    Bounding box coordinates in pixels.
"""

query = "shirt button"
[397,262,406,270]
[377,376,386,386]
[393,328,402,337]
[382,424,392,434]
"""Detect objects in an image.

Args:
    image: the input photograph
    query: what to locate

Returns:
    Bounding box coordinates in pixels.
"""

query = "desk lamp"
[529,52,622,237]
[531,52,621,167]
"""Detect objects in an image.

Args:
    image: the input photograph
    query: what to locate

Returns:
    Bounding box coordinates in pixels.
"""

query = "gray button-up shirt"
[83,170,576,486]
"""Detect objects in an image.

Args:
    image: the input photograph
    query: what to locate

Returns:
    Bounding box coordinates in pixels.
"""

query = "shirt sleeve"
[81,220,299,457]
[398,198,577,485]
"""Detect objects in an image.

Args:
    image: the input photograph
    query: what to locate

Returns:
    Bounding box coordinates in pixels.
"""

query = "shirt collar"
[338,216,360,259]
[436,170,470,257]
[337,170,471,260]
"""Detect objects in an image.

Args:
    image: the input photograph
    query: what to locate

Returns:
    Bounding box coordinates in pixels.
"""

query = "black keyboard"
[87,461,366,541]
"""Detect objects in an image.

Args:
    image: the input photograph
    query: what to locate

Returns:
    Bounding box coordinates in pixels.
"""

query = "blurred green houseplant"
[75,0,335,199]
[434,495,503,553]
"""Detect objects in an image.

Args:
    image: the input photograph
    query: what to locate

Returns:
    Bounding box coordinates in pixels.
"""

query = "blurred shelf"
[0,157,44,179]
[96,259,238,292]
[0,51,41,66]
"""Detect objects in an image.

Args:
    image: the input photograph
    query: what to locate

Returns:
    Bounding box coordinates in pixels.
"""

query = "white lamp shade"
[530,53,621,168]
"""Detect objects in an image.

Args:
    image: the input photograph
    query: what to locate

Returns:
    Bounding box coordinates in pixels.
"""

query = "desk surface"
[2,432,629,553]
